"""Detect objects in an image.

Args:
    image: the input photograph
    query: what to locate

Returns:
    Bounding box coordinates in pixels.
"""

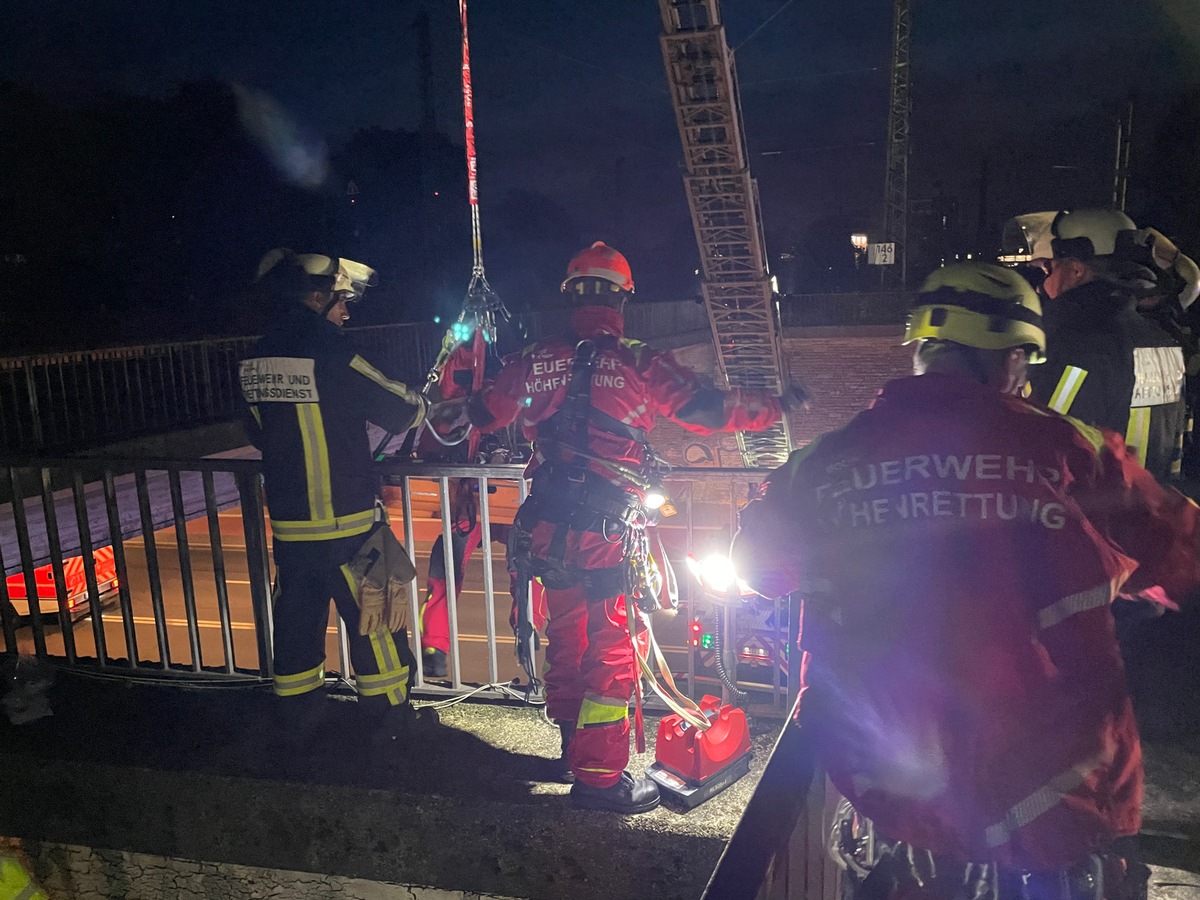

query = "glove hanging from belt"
[345,523,417,636]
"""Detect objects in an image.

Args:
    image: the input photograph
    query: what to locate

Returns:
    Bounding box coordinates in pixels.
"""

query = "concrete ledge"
[2,839,517,900]
[0,673,772,900]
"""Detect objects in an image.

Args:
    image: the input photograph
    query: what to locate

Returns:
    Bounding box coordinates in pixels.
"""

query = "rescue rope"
[625,597,711,747]
[372,0,508,462]
[456,0,507,463]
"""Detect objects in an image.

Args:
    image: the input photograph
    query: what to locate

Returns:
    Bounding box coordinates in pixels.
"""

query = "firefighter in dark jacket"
[1002,209,1188,481]
[430,241,798,813]
[240,249,434,737]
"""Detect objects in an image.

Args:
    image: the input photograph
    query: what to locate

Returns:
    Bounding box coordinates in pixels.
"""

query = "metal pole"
[169,470,203,671]
[102,469,140,666]
[236,471,274,677]
[39,467,77,663]
[134,470,171,668]
[202,470,236,673]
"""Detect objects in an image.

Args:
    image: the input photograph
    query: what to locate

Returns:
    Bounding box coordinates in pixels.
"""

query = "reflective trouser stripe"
[1048,366,1087,414]
[1037,582,1113,630]
[273,662,325,697]
[357,628,408,705]
[578,694,628,729]
[296,402,333,521]
[984,751,1108,848]
[1125,407,1151,467]
[271,509,377,541]
[340,564,357,598]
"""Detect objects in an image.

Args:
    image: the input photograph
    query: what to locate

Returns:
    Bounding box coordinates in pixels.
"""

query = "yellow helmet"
[904,262,1046,363]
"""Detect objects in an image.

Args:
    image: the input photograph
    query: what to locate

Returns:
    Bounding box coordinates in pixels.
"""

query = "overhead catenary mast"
[881,0,912,289]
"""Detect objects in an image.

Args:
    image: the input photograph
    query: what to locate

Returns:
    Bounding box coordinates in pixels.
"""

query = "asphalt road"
[10,510,539,687]
[8,506,710,695]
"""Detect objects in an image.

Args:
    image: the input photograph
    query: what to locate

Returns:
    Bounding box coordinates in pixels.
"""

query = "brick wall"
[650,326,912,469]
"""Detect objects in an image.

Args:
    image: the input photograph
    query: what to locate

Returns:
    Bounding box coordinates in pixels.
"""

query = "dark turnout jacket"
[1030,279,1186,481]
[239,309,427,542]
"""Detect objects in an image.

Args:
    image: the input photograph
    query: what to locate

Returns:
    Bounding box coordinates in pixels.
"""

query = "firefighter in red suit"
[733,262,1200,898]
[431,241,794,812]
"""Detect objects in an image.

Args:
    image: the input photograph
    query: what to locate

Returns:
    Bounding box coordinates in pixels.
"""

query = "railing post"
[22,365,44,451]
[39,466,77,664]
[236,470,274,678]
[0,524,17,655]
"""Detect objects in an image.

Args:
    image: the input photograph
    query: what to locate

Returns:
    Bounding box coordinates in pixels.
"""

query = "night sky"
[5,0,1199,299]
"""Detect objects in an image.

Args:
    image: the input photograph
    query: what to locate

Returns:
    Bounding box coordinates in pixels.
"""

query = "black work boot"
[357,696,441,750]
[548,719,575,784]
[423,648,448,679]
[272,690,330,755]
[570,770,660,814]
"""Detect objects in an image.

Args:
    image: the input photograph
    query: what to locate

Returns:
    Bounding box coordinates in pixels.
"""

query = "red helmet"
[561,241,634,293]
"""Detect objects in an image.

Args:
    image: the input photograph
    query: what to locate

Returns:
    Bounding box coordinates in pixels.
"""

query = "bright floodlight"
[644,489,667,510]
[696,553,737,593]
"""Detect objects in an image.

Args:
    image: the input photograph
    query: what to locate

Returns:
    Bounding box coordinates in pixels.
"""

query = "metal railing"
[0,302,714,457]
[0,324,445,456]
[0,338,260,455]
[0,451,840,900]
[0,456,792,713]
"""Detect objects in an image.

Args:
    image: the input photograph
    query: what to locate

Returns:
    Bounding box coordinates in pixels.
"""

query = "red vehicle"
[6,547,119,624]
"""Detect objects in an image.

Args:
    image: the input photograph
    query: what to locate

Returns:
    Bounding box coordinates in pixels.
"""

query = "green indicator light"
[700,634,714,650]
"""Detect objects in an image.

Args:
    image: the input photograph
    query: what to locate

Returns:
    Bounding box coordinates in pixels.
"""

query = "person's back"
[753,371,1142,868]
[240,249,433,737]
[433,241,795,812]
[477,304,780,488]
[1008,209,1188,481]
[1030,278,1186,479]
[734,262,1200,893]
[245,305,386,530]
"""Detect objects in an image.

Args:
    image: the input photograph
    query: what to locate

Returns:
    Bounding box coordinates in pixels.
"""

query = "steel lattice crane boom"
[658,0,793,469]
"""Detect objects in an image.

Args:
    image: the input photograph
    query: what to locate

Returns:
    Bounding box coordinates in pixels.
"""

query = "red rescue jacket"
[468,305,782,490]
[733,372,1200,871]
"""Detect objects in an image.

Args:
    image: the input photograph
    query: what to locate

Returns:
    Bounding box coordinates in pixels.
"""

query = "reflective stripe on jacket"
[1031,280,1187,481]
[733,372,1200,871]
[240,309,427,541]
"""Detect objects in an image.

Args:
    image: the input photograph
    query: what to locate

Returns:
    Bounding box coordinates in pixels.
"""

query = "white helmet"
[1000,209,1138,263]
[255,249,378,315]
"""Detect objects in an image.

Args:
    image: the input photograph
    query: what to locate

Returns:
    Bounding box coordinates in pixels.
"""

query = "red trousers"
[420,522,547,655]
[545,583,640,789]
[531,521,643,789]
